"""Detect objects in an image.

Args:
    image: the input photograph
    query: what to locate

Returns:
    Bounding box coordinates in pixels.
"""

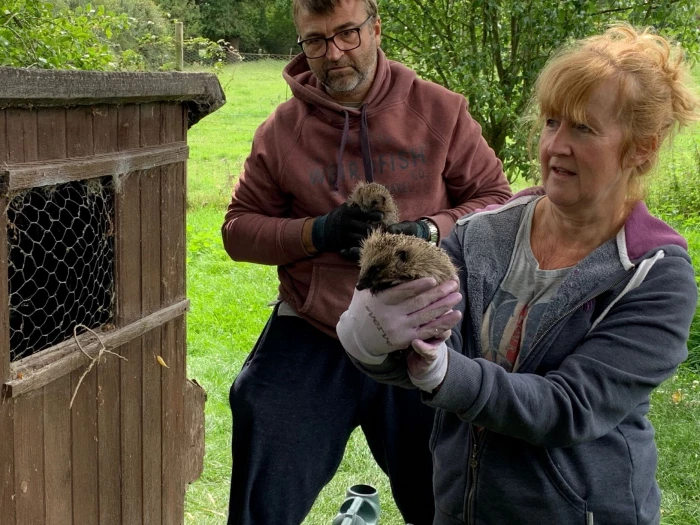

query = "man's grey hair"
[293,0,379,28]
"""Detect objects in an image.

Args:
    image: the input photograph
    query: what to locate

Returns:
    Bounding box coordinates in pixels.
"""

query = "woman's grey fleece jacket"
[348,190,698,525]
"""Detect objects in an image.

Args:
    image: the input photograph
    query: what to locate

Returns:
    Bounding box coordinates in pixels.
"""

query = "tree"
[197,0,264,51]
[155,0,203,37]
[381,0,700,181]
[0,0,129,69]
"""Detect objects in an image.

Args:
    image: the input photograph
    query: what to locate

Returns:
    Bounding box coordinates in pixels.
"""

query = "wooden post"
[175,22,184,71]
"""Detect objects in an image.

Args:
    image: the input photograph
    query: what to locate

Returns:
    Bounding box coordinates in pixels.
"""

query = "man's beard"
[319,52,376,96]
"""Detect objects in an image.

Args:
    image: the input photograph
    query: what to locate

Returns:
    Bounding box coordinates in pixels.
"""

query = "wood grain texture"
[0,398,16,525]
[97,351,122,525]
[161,162,187,525]
[141,167,162,525]
[0,109,7,163]
[43,375,72,525]
[0,69,225,129]
[5,301,190,397]
[66,106,94,158]
[37,107,66,162]
[93,105,118,155]
[0,195,9,385]
[140,103,161,148]
[183,379,206,484]
[71,365,99,524]
[160,103,185,144]
[14,390,46,525]
[115,172,143,525]
[117,105,140,152]
[6,109,38,163]
[0,142,189,193]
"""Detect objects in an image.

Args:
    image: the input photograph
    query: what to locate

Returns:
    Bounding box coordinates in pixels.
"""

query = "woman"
[337,24,698,524]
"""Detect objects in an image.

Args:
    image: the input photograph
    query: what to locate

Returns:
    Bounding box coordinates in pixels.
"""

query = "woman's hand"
[337,276,462,364]
[408,337,450,393]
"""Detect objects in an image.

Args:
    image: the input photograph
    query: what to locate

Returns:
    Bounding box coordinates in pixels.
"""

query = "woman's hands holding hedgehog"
[337,275,461,379]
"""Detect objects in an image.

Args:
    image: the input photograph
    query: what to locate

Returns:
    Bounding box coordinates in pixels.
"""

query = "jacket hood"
[506,187,688,266]
[283,49,416,122]
[283,49,419,190]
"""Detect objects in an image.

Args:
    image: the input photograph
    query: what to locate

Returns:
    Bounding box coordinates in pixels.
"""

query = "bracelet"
[421,219,439,245]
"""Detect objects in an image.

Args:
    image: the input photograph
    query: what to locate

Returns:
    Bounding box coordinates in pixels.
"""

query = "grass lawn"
[184,61,700,524]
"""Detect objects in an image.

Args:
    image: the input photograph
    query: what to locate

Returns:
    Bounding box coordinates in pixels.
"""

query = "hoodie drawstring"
[335,110,351,191]
[360,104,374,184]
[333,105,375,192]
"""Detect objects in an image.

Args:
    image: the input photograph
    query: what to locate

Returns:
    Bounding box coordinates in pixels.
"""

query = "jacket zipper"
[466,427,482,524]
[464,273,629,521]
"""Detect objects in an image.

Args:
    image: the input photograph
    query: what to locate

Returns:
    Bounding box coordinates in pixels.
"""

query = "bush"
[0,0,129,70]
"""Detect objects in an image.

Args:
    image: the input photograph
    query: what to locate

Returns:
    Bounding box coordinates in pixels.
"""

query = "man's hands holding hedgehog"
[311,202,384,254]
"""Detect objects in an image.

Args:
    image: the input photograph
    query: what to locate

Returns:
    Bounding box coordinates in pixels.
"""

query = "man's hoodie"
[222,50,510,336]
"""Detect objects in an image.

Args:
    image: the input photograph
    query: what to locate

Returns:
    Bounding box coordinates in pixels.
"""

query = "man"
[222,0,511,523]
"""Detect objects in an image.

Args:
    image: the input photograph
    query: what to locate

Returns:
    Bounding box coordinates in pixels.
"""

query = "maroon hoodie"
[222,49,511,336]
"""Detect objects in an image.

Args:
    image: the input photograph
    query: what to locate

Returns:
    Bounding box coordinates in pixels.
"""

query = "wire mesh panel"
[7,177,115,362]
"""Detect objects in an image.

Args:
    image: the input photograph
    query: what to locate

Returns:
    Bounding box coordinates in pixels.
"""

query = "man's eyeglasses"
[297,16,374,59]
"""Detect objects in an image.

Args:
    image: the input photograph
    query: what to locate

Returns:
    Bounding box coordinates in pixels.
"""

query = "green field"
[184,60,700,524]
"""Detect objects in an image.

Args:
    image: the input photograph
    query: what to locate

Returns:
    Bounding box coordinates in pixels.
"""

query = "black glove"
[386,220,430,240]
[339,246,362,262]
[312,202,384,253]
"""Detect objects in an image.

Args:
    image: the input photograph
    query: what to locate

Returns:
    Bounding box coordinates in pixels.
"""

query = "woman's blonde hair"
[528,23,699,201]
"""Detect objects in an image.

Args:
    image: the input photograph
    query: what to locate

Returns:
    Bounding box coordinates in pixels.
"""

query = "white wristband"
[408,342,448,392]
[337,309,388,365]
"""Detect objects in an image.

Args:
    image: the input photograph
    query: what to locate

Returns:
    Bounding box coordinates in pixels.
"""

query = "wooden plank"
[0,195,9,384]
[37,107,66,162]
[161,318,185,525]
[118,105,140,151]
[71,365,99,524]
[115,172,143,525]
[43,375,73,525]
[0,399,16,525]
[161,162,186,524]
[93,105,118,155]
[0,142,189,194]
[14,390,46,525]
[0,69,225,125]
[140,103,161,148]
[6,109,38,163]
[97,350,122,525]
[141,167,162,524]
[4,300,190,398]
[183,379,206,484]
[161,163,186,304]
[0,109,7,163]
[160,103,184,144]
[66,106,95,158]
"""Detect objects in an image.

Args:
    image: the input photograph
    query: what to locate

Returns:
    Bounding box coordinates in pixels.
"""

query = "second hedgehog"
[347,182,400,229]
[357,229,458,294]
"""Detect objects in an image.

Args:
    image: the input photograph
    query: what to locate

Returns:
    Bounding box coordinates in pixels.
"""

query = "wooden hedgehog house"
[0,67,224,525]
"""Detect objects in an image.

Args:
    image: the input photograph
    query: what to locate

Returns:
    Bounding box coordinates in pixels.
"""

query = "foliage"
[183,36,228,71]
[380,0,700,182]
[196,0,296,54]
[260,0,297,56]
[197,0,263,51]
[154,0,202,37]
[58,0,175,69]
[0,0,129,69]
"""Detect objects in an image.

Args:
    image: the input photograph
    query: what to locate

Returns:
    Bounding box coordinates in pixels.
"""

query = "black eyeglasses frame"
[297,16,375,59]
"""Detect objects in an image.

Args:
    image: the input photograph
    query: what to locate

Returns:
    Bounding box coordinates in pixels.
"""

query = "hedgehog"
[356,229,458,294]
[347,181,400,229]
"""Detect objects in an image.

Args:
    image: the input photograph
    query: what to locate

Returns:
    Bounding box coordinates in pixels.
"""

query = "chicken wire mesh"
[7,177,115,362]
